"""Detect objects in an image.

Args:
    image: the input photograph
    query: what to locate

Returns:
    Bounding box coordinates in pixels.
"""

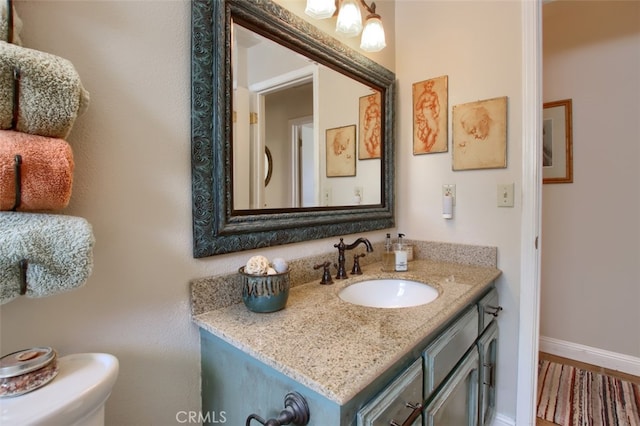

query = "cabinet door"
[357,358,423,426]
[423,306,479,395]
[423,348,479,426]
[477,287,500,334]
[478,321,498,426]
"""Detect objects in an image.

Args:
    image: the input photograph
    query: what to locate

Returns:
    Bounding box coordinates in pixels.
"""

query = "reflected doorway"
[262,82,314,209]
[290,116,315,207]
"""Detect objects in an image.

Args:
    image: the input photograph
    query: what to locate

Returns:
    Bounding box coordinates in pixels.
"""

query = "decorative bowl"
[0,347,59,397]
[238,267,290,313]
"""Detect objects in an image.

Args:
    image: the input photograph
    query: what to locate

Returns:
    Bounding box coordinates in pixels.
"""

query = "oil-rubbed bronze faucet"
[334,237,374,279]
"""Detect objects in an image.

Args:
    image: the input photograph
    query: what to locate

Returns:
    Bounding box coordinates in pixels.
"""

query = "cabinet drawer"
[477,287,500,334]
[357,358,423,426]
[423,306,478,394]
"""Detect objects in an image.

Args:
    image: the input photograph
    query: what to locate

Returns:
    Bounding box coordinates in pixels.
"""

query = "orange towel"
[0,130,73,211]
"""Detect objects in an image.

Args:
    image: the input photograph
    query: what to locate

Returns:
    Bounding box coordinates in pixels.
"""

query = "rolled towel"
[0,212,94,305]
[0,2,23,45]
[0,130,74,211]
[0,41,90,138]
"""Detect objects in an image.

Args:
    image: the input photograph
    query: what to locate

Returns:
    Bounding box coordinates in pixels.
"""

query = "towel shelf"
[7,0,14,44]
[10,65,23,210]
[11,154,22,211]
[19,259,28,295]
[12,67,20,129]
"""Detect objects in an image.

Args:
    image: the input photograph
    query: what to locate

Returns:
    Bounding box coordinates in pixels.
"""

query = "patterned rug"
[537,359,640,426]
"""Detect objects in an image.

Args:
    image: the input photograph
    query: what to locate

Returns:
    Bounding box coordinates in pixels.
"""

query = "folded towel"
[0,130,74,211]
[0,2,23,45]
[0,212,94,304]
[0,41,90,138]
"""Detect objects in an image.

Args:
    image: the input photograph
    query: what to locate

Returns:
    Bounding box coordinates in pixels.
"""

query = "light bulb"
[304,0,336,19]
[360,14,386,52]
[335,0,362,37]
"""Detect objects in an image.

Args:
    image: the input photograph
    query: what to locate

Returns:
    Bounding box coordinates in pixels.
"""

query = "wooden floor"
[535,352,640,426]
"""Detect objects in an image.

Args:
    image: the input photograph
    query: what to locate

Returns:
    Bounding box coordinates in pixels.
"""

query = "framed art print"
[413,75,448,154]
[326,125,356,177]
[359,92,382,159]
[452,96,507,170]
[543,99,573,184]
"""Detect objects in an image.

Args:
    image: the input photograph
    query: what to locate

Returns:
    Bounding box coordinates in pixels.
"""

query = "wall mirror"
[191,0,396,257]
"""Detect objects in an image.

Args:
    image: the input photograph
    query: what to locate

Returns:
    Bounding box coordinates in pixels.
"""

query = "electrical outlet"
[442,184,456,205]
[353,186,364,204]
[497,183,514,207]
[323,188,332,206]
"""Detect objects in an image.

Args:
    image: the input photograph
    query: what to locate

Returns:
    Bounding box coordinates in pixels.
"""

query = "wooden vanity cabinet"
[478,321,498,426]
[477,287,499,425]
[423,348,480,426]
[200,331,346,425]
[200,285,499,426]
[356,285,500,426]
[423,307,479,394]
[421,307,480,426]
[357,358,423,425]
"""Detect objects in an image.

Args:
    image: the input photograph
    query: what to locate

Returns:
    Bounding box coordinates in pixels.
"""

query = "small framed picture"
[359,92,382,160]
[543,99,573,184]
[413,75,448,154]
[452,96,508,170]
[326,125,356,177]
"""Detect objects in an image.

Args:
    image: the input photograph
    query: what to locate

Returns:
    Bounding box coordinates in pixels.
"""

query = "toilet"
[0,353,119,426]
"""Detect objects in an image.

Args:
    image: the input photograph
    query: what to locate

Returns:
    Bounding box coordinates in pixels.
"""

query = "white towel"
[0,41,90,138]
[0,212,95,304]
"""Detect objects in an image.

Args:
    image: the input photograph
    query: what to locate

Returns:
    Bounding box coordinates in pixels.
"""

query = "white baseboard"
[539,336,640,377]
[491,412,516,426]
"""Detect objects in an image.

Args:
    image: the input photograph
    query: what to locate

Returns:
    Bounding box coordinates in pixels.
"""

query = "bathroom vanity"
[192,253,501,426]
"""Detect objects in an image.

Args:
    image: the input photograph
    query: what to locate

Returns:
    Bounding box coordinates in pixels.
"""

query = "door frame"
[516,0,543,424]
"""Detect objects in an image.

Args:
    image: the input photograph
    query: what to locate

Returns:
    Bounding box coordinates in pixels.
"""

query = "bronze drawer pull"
[486,305,503,317]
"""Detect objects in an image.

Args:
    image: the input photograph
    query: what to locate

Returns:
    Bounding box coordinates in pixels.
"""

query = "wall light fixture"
[304,0,386,52]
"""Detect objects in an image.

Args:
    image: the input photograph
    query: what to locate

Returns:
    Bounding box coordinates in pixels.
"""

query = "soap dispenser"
[394,233,408,272]
[382,233,394,272]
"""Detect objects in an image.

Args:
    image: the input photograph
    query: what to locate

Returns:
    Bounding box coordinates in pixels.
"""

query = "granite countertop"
[192,258,501,405]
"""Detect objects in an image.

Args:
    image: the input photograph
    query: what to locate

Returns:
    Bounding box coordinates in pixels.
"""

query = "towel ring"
[19,259,28,295]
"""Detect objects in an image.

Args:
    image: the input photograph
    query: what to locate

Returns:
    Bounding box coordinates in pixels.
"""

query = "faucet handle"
[313,261,334,285]
[351,253,366,275]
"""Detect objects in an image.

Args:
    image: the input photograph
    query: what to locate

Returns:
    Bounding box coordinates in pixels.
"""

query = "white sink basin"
[339,279,439,308]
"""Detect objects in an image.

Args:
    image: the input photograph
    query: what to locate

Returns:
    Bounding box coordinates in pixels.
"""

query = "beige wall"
[0,2,392,425]
[395,1,523,420]
[0,1,530,425]
[541,1,640,358]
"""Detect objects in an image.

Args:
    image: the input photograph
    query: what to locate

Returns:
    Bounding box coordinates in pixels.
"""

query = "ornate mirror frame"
[191,0,396,257]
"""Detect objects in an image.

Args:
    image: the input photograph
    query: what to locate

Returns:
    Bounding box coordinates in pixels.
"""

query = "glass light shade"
[360,15,386,52]
[335,0,362,37]
[304,0,336,19]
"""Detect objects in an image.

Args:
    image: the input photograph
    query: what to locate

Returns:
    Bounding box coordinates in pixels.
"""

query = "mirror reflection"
[232,22,382,210]
[191,0,395,257]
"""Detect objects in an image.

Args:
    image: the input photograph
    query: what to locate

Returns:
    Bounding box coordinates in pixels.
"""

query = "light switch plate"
[497,183,514,207]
